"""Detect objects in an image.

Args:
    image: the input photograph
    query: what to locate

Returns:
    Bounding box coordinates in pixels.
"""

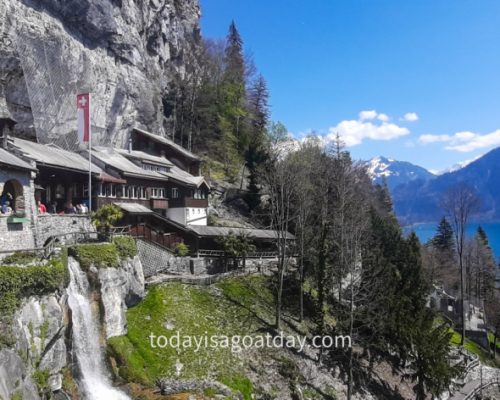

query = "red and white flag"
[77,93,90,143]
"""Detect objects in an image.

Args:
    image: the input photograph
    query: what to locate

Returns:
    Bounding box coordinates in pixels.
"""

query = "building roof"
[0,147,35,171]
[114,202,154,215]
[11,138,101,174]
[133,127,200,161]
[186,225,295,240]
[92,147,168,182]
[115,148,174,168]
[164,165,210,189]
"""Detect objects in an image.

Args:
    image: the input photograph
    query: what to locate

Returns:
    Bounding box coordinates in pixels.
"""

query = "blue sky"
[200,0,500,173]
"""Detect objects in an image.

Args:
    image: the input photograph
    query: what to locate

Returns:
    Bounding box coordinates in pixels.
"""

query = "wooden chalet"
[131,128,201,175]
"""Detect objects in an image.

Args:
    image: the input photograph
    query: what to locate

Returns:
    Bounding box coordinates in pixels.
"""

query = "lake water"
[405,222,500,260]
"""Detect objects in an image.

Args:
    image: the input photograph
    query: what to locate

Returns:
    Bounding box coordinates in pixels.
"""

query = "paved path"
[450,365,500,400]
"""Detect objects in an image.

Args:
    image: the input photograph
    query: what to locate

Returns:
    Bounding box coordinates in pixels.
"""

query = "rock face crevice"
[0,0,200,146]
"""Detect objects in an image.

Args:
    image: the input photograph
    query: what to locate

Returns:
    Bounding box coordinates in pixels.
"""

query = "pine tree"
[433,216,455,252]
[224,21,245,85]
[244,74,270,210]
[477,225,489,248]
[406,311,462,400]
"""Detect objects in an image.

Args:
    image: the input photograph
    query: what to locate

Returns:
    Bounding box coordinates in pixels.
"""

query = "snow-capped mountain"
[392,147,500,223]
[367,156,436,190]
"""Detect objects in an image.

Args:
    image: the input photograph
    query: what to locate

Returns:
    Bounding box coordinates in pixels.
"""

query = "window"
[138,187,147,199]
[119,185,128,198]
[130,186,137,199]
[194,189,206,199]
[151,188,166,198]
[171,187,180,199]
[105,184,116,197]
[82,183,89,198]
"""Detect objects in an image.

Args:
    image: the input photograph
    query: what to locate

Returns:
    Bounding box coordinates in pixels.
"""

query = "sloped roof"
[11,138,101,174]
[115,148,174,168]
[133,128,200,161]
[114,202,154,214]
[187,225,295,240]
[92,147,167,181]
[0,147,35,171]
[164,165,210,189]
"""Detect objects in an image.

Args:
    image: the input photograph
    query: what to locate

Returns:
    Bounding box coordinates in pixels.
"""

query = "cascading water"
[67,258,131,400]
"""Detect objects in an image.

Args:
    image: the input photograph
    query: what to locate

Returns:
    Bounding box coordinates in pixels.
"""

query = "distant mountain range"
[367,148,500,224]
[367,156,435,191]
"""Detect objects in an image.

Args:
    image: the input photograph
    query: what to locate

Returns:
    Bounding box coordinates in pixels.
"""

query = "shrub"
[2,251,38,265]
[174,242,190,257]
[91,204,123,233]
[112,236,137,259]
[32,368,50,394]
[69,243,119,270]
[0,260,68,315]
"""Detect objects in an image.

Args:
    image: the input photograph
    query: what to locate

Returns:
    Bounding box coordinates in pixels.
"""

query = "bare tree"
[442,183,480,346]
[262,145,296,330]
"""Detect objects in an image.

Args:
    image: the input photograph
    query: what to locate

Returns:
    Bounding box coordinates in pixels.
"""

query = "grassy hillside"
[107,275,340,399]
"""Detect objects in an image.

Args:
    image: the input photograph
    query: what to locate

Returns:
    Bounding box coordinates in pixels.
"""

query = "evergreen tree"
[224,20,245,85]
[244,74,270,210]
[406,310,462,400]
[432,216,455,252]
[477,225,489,248]
[373,178,394,218]
[218,21,248,178]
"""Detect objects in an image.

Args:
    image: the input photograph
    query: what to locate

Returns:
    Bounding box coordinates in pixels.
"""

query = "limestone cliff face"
[0,0,200,148]
[98,256,145,339]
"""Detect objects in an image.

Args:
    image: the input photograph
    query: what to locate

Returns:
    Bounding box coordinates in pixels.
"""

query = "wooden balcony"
[150,198,168,210]
[169,197,208,208]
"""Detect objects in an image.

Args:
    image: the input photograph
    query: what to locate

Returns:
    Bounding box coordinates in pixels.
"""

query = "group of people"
[0,192,13,215]
[37,201,89,215]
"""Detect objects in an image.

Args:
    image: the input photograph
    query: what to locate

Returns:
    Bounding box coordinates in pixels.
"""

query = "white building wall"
[186,207,207,226]
[166,207,207,226]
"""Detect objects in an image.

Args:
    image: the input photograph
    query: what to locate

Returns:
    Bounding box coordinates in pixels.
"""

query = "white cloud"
[359,110,378,121]
[419,134,452,144]
[322,111,410,147]
[419,129,500,152]
[402,112,419,122]
[377,113,390,122]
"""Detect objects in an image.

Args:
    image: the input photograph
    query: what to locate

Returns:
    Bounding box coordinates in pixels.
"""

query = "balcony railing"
[169,197,208,208]
[150,198,168,210]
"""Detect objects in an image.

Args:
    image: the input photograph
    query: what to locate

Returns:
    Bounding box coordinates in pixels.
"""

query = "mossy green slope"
[108,275,277,397]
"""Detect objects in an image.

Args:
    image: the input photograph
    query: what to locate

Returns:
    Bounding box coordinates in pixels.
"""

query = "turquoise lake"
[406,222,500,260]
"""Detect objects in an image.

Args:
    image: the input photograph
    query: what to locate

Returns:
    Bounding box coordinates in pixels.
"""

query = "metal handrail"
[196,250,279,258]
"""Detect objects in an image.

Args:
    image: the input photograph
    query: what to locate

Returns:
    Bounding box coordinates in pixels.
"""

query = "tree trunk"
[460,251,466,346]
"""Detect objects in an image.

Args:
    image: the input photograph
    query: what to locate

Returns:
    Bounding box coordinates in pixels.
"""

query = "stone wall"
[137,239,224,277]
[0,168,37,252]
[34,214,95,247]
[137,238,283,278]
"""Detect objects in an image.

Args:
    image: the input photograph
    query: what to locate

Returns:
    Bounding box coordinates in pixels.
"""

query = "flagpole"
[88,93,92,213]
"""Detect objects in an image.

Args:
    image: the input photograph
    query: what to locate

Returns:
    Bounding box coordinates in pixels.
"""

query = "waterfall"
[67,258,131,400]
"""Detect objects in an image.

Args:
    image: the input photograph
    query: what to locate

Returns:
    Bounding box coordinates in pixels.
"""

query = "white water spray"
[67,258,131,400]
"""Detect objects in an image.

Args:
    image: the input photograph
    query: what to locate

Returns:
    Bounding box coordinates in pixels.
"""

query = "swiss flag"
[77,93,90,143]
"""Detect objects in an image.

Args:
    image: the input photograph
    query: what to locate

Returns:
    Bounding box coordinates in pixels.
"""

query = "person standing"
[37,200,47,214]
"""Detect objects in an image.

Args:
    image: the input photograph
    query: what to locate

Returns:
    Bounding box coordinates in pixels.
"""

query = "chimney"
[0,82,16,150]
